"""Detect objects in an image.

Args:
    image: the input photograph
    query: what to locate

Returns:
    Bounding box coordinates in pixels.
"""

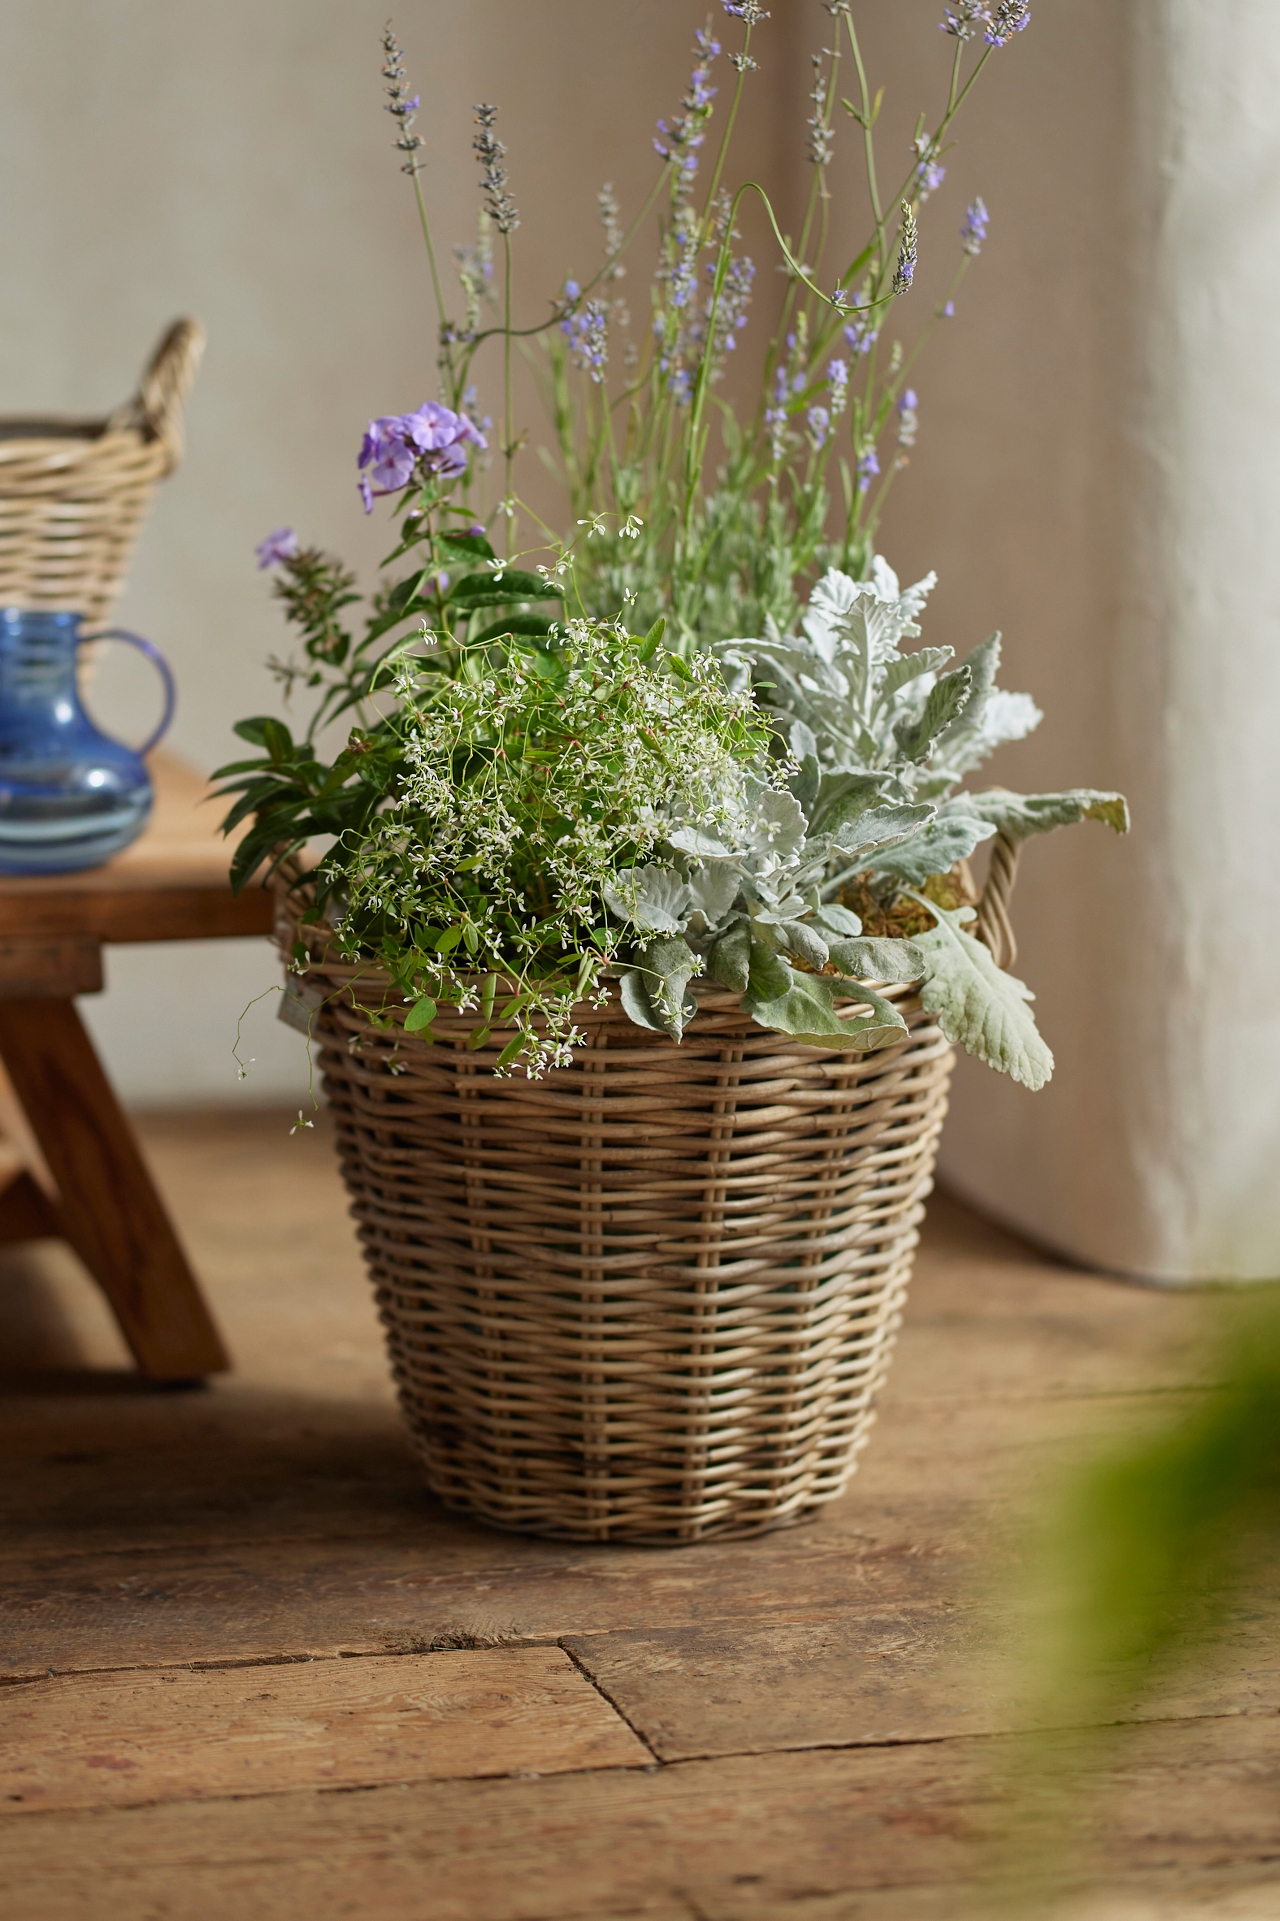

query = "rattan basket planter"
[279,882,969,1544]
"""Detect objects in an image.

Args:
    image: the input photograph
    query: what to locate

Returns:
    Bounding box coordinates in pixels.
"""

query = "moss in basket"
[219,8,1127,1087]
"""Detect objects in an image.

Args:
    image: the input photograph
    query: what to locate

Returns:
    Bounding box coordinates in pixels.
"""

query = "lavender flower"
[891,204,918,295]
[912,135,946,202]
[598,183,625,281]
[381,27,424,176]
[985,1,1031,46]
[473,104,519,235]
[857,446,881,494]
[357,401,486,512]
[722,2,769,20]
[942,299,956,317]
[843,306,879,357]
[940,1,985,39]
[256,527,299,570]
[808,54,833,167]
[826,358,849,417]
[961,196,989,255]
[897,388,919,449]
[654,30,719,182]
[560,284,609,383]
[807,405,831,449]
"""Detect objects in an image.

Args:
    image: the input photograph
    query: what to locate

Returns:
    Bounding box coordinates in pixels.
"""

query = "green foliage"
[708,561,1127,1083]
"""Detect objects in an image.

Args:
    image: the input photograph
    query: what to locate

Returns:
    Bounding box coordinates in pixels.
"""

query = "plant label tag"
[278,978,326,1035]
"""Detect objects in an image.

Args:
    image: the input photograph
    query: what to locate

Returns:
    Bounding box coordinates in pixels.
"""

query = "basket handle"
[973,829,1022,972]
[112,319,207,472]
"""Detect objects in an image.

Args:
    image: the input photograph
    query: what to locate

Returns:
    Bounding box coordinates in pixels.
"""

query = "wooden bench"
[0,753,273,1380]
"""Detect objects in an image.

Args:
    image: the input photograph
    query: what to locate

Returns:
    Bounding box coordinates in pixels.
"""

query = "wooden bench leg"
[0,999,230,1380]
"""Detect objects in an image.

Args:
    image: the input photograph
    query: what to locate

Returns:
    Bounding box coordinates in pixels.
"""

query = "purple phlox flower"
[961,196,989,255]
[467,523,486,537]
[985,0,1030,47]
[857,446,881,494]
[256,527,299,570]
[892,203,918,295]
[807,405,831,449]
[357,402,486,512]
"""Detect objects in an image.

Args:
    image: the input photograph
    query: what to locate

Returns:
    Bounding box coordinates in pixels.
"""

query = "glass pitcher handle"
[91,628,177,757]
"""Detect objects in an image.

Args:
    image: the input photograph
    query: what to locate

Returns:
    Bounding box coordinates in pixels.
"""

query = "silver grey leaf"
[910,896,1054,1090]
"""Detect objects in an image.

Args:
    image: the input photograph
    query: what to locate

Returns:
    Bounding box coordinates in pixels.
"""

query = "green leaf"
[813,903,862,938]
[628,935,699,1040]
[435,925,463,956]
[827,936,926,983]
[448,569,562,606]
[747,938,792,1002]
[404,995,437,1033]
[232,717,277,747]
[464,614,564,649]
[867,803,997,884]
[893,664,974,763]
[496,1033,528,1070]
[636,615,666,661]
[709,919,751,993]
[809,772,886,838]
[909,895,1054,1090]
[603,864,689,934]
[965,788,1131,841]
[435,531,497,566]
[829,802,936,862]
[742,960,908,1051]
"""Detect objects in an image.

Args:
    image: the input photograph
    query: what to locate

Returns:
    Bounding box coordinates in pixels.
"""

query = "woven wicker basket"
[276,843,1020,1544]
[0,319,204,621]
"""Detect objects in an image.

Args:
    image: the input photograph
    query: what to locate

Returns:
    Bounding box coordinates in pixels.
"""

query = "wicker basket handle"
[110,318,206,471]
[973,829,1021,971]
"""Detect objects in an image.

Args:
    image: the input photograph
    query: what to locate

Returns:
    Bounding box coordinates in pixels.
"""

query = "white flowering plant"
[222,0,1128,1086]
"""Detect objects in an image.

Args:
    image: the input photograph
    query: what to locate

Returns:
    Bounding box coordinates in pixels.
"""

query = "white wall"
[884,0,1280,1283]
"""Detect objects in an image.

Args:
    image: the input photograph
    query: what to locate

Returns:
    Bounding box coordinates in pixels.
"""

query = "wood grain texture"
[0,1000,228,1378]
[0,1719,1275,1921]
[0,1648,649,1813]
[563,1606,1280,1761]
[0,938,102,999]
[0,1115,1260,1921]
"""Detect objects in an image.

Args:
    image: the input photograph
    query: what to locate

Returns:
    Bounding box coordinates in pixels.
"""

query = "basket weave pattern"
[292,918,954,1543]
[0,319,204,622]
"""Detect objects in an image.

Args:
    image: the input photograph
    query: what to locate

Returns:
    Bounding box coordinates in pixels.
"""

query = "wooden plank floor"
[0,1110,1276,1920]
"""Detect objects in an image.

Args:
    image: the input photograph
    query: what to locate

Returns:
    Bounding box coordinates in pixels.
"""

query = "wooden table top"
[0,752,274,944]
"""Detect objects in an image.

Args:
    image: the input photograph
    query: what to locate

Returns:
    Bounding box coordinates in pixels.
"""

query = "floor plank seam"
[558,1640,665,1767]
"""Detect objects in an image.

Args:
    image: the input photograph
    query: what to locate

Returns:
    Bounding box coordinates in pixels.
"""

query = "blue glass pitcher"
[0,608,176,875]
